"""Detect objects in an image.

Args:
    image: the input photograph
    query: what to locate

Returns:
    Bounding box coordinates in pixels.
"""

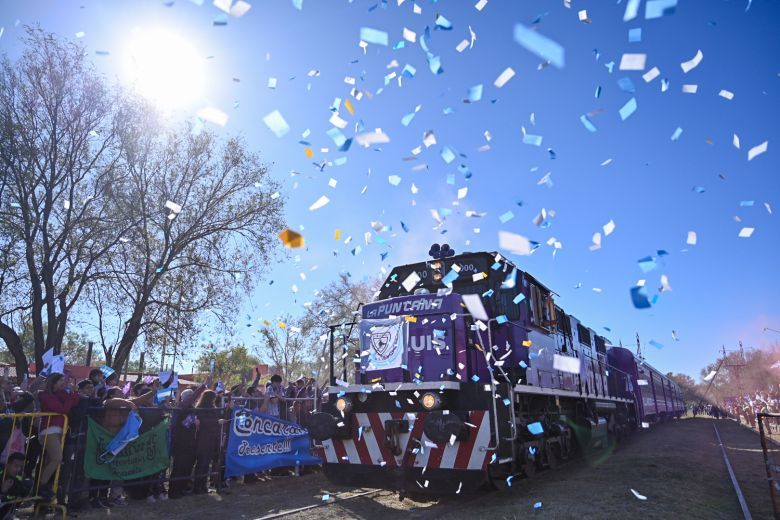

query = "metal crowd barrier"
[757,413,780,519]
[0,412,68,519]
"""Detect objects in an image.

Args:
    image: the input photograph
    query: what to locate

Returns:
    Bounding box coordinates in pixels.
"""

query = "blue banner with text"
[224,408,321,477]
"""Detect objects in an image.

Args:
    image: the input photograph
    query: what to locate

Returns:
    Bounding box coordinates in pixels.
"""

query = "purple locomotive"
[307,246,685,494]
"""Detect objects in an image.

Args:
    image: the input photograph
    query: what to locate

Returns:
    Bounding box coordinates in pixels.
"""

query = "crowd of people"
[721,390,780,432]
[0,367,320,517]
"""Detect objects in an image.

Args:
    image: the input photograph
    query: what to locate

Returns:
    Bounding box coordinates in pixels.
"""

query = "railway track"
[713,422,752,520]
[254,489,392,519]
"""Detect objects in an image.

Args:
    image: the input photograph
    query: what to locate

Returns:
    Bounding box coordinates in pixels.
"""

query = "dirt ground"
[53,417,777,520]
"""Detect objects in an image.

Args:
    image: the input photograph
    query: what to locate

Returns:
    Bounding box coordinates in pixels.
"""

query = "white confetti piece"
[733,134,741,149]
[630,489,647,500]
[747,141,768,161]
[682,84,698,94]
[680,49,703,73]
[403,27,416,43]
[493,67,516,88]
[475,0,488,10]
[704,370,717,381]
[263,110,290,137]
[603,219,616,236]
[401,271,421,293]
[553,354,580,374]
[642,66,660,82]
[719,89,734,100]
[165,200,182,213]
[738,227,754,238]
[197,106,228,126]
[578,10,591,23]
[455,39,470,53]
[619,53,646,70]
[355,131,390,147]
[498,231,532,256]
[309,195,330,211]
[686,231,697,245]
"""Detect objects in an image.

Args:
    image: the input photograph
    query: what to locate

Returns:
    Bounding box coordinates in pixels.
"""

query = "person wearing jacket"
[193,390,221,494]
[168,377,210,499]
[37,374,79,499]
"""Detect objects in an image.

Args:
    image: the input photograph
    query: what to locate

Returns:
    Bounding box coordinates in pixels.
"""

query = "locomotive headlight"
[420,392,442,410]
[432,272,443,282]
[335,396,353,413]
[357,392,369,403]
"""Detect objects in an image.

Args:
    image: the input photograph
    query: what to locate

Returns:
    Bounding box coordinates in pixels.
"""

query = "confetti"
[738,227,754,238]
[603,220,616,236]
[747,141,768,161]
[553,354,580,374]
[527,422,544,435]
[619,98,638,120]
[197,106,228,126]
[719,89,735,100]
[360,27,389,46]
[263,110,290,137]
[499,231,532,256]
[670,127,683,141]
[309,195,330,211]
[686,231,697,245]
[278,228,305,248]
[165,200,182,214]
[630,489,647,500]
[642,67,660,82]
[680,49,703,73]
[401,271,421,293]
[682,84,698,94]
[513,24,565,68]
[645,0,678,19]
[619,53,646,70]
[493,67,516,88]
[704,370,717,381]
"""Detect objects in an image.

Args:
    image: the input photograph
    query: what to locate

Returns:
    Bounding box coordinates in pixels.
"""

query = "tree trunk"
[111,303,147,371]
[0,321,28,380]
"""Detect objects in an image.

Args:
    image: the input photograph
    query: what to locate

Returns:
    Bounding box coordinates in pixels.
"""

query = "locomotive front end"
[309,292,506,494]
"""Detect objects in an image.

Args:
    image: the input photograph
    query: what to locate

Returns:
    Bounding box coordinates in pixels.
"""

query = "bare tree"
[98,117,284,371]
[256,315,315,382]
[0,28,138,375]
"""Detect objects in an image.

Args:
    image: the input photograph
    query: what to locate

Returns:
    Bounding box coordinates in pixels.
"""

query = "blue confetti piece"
[395,400,402,409]
[548,149,556,160]
[513,293,526,305]
[506,475,514,487]
[393,40,406,50]
[441,146,456,164]
[594,85,602,98]
[490,453,497,464]
[618,77,636,93]
[401,221,409,232]
[491,262,502,271]
[671,127,683,141]
[606,61,615,73]
[503,398,511,406]
[519,360,528,369]
[435,14,453,30]
[534,501,543,509]
[649,340,664,349]
[497,315,508,325]
[630,286,652,309]
[360,27,389,46]
[523,134,543,146]
[580,115,597,132]
[482,289,494,298]
[427,54,444,75]
[499,211,515,223]
[628,27,642,42]
[739,200,755,207]
[645,0,678,19]
[619,98,638,120]
[442,269,459,286]
[527,422,544,435]
[402,64,416,78]
[321,494,330,501]
[468,84,483,102]
[433,329,447,338]
[637,256,657,273]
[446,174,455,185]
[388,175,402,186]
[513,24,565,68]
[471,374,480,382]
[692,186,706,194]
[358,426,364,441]
[213,14,228,26]
[401,111,416,126]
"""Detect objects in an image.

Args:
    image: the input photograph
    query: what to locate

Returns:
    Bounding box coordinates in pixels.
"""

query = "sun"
[122,27,205,110]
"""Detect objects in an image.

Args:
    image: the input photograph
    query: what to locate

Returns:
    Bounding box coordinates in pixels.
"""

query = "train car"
[307,246,680,494]
[608,347,686,423]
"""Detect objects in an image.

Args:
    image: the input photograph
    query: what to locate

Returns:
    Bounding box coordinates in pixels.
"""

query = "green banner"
[84,417,169,481]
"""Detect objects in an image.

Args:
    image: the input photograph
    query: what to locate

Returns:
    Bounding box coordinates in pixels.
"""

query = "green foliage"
[194,344,261,388]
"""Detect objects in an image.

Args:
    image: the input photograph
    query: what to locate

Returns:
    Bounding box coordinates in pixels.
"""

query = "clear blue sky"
[2,0,778,380]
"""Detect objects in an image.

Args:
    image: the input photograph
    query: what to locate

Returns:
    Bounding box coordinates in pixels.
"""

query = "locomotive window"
[499,286,521,321]
[529,285,550,330]
[577,324,592,346]
[594,335,606,355]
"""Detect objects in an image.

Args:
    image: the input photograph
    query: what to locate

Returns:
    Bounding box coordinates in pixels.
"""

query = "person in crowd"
[61,379,101,511]
[37,373,79,499]
[261,375,285,419]
[88,369,106,399]
[193,390,221,494]
[285,381,297,399]
[168,377,210,499]
[0,452,33,519]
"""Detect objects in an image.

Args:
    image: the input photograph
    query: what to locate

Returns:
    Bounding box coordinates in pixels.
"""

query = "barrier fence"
[757,413,780,519]
[0,412,69,519]
[1,397,322,516]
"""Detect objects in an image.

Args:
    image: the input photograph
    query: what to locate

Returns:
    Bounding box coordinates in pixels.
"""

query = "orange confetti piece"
[278,228,305,248]
[404,316,418,323]
[522,340,532,347]
[278,322,287,329]
[304,147,314,158]
[344,99,355,115]
[334,229,341,241]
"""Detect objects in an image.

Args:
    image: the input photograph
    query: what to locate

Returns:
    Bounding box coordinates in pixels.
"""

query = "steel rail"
[713,422,752,520]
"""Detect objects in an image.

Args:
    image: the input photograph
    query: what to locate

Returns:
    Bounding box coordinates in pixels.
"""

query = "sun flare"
[122,27,205,110]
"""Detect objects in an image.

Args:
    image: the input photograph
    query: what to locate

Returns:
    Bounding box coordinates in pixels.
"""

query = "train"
[307,246,685,494]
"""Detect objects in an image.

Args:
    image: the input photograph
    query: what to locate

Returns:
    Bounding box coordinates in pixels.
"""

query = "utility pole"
[722,342,747,399]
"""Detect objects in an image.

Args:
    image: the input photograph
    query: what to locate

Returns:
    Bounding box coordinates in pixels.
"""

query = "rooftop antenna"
[636,333,643,360]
